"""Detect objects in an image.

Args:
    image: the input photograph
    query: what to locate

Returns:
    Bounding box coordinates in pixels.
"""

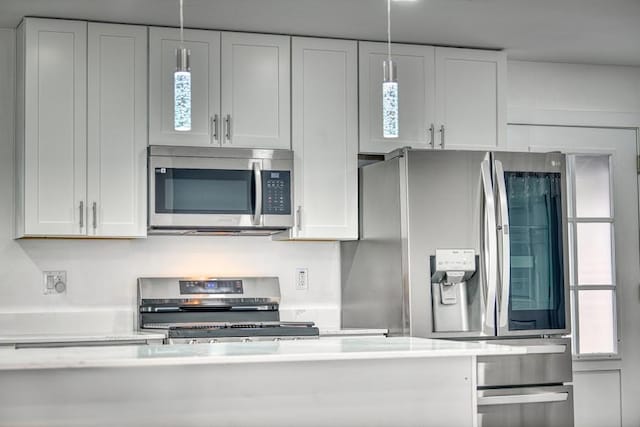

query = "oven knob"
[242,338,252,343]
[208,339,218,344]
[273,338,281,342]
[188,339,198,345]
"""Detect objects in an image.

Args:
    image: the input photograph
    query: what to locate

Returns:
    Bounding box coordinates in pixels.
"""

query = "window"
[567,154,618,357]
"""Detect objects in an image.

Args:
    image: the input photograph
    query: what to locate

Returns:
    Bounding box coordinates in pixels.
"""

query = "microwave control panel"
[262,171,291,215]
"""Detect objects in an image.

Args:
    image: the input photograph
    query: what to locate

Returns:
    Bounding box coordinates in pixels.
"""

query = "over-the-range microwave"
[148,146,293,235]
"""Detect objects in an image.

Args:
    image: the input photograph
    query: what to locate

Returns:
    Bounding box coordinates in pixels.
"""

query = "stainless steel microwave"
[148,146,293,235]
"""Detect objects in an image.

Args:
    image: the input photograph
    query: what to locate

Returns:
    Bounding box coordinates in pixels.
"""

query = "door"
[492,152,570,337]
[149,156,260,228]
[87,23,147,237]
[358,42,435,154]
[403,150,496,339]
[435,47,506,150]
[149,27,220,147]
[220,32,290,149]
[22,18,87,236]
[290,37,358,240]
[477,385,574,427]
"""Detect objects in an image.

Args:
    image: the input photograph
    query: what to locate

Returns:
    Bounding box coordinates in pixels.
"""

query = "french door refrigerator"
[341,148,574,427]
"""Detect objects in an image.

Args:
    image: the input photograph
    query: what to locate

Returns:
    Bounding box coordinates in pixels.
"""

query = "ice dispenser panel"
[430,249,481,333]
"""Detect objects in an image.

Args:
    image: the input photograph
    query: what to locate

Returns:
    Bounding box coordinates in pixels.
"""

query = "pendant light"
[174,0,191,131]
[382,0,399,138]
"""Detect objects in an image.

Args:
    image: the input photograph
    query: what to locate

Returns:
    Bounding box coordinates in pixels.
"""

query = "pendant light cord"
[387,0,391,63]
[179,0,184,45]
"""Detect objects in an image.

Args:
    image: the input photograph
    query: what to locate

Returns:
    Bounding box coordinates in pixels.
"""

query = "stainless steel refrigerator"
[341,148,574,427]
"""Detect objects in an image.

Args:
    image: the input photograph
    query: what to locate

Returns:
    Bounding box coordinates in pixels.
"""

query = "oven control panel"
[179,280,244,295]
[262,171,291,215]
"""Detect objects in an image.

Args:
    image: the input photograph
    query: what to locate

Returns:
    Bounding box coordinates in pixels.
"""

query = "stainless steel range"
[137,277,319,344]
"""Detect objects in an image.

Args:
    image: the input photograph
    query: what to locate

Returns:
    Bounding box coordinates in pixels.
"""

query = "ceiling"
[1,0,639,66]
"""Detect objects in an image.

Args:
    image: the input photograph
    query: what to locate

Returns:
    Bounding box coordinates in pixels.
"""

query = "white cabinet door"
[20,18,87,236]
[87,23,147,237]
[359,42,435,154]
[435,47,506,150]
[221,32,290,149]
[289,37,358,240]
[149,27,220,146]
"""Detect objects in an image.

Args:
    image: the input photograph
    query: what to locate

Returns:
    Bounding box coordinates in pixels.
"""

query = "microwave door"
[492,152,570,337]
[149,155,260,228]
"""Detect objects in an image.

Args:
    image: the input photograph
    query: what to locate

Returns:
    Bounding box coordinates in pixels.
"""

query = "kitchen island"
[0,337,525,426]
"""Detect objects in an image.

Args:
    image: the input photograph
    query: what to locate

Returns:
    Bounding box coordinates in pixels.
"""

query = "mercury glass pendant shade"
[382,59,399,138]
[174,47,192,131]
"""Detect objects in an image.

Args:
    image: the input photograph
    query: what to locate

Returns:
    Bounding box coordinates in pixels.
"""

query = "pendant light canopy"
[382,0,399,138]
[174,0,191,131]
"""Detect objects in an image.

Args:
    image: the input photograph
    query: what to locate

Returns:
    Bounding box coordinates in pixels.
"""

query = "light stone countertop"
[0,336,529,370]
[0,332,166,346]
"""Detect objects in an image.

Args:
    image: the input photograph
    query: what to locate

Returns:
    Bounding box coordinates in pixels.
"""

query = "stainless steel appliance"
[148,146,293,235]
[341,148,573,426]
[136,276,319,343]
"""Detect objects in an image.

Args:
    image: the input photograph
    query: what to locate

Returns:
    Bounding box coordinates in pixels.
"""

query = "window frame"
[567,153,620,360]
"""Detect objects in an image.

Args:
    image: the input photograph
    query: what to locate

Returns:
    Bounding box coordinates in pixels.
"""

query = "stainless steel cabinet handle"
[225,114,231,143]
[211,115,219,143]
[428,124,435,148]
[79,201,84,228]
[439,125,445,149]
[296,206,302,231]
[252,162,262,226]
[494,160,511,329]
[478,392,568,406]
[92,202,97,230]
[480,155,498,334]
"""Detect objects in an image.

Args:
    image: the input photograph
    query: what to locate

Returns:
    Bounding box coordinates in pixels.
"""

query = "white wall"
[507,60,640,427]
[0,28,341,334]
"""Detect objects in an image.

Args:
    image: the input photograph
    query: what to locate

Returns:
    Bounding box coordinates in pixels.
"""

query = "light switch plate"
[43,271,67,295]
[296,268,308,290]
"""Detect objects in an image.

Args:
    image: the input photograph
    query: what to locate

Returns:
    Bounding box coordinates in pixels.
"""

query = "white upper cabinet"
[221,32,290,149]
[17,18,87,237]
[434,47,506,150]
[283,37,358,240]
[359,43,506,153]
[359,42,435,154]
[149,27,221,147]
[16,18,148,238]
[87,23,148,237]
[149,29,290,149]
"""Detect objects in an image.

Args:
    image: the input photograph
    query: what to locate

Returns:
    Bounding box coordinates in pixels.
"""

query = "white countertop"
[0,332,165,345]
[0,337,528,370]
[319,328,388,336]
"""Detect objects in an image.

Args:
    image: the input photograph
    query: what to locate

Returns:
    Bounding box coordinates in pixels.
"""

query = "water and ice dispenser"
[430,249,481,333]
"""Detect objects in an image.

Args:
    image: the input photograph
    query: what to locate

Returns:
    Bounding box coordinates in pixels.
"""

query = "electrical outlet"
[296,268,308,290]
[43,271,67,295]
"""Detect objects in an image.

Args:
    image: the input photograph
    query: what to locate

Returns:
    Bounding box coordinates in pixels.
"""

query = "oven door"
[149,155,262,229]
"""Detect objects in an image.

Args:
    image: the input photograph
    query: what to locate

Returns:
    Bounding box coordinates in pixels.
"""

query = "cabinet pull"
[428,124,435,148]
[211,115,219,143]
[79,201,84,229]
[92,202,97,230]
[296,206,302,231]
[225,114,231,143]
[439,125,445,149]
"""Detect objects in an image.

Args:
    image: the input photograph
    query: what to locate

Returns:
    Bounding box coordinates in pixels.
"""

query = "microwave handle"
[252,162,262,226]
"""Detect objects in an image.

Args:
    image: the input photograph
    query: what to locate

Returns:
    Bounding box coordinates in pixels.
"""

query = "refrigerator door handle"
[477,392,568,406]
[494,160,511,329]
[480,156,498,333]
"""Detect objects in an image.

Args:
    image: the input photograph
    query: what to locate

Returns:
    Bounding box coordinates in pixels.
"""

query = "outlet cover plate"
[43,271,67,295]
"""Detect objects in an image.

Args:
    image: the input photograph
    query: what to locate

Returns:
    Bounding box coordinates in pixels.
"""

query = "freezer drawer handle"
[478,392,568,406]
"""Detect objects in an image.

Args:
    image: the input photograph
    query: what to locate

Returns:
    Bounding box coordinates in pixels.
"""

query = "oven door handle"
[252,162,262,226]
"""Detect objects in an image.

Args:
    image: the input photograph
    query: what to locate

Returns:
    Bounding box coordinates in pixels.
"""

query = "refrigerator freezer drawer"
[477,385,574,427]
[477,338,572,387]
